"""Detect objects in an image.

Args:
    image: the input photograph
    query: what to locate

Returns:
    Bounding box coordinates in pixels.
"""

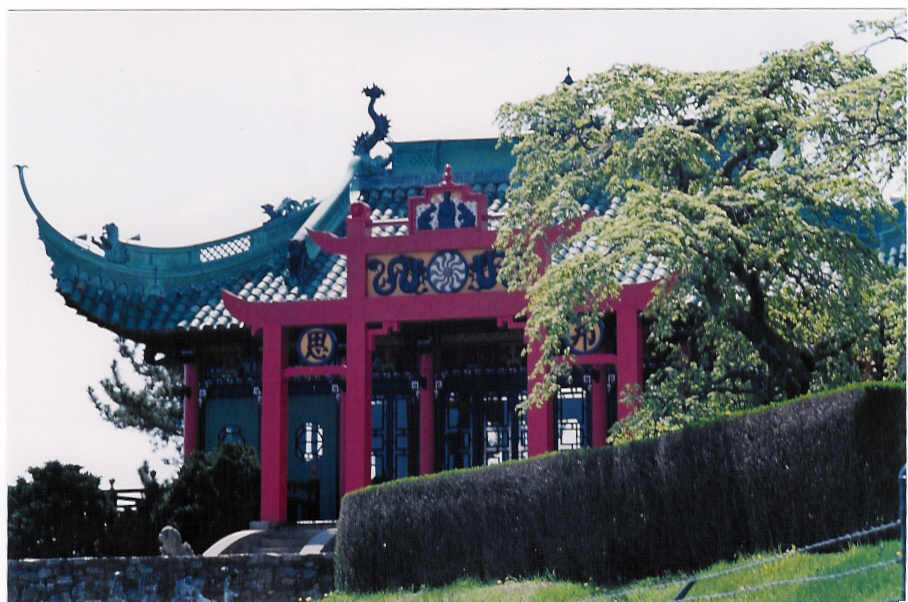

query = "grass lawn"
[325,538,902,601]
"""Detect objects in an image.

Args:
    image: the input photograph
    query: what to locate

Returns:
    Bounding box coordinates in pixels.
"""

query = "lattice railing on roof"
[199,234,252,263]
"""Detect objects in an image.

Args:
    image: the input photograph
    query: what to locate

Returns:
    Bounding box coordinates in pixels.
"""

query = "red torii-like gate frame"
[221,166,655,523]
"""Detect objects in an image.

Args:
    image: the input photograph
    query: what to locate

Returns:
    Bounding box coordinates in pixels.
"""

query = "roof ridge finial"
[352,83,390,158]
[562,66,574,86]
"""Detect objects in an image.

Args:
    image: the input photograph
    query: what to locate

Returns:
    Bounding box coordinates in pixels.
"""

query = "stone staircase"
[203,521,336,557]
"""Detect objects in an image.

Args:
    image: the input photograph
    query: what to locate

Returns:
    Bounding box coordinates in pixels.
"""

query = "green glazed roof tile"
[20,140,905,341]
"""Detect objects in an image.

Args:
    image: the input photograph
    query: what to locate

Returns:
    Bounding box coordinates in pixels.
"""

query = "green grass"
[324,539,902,601]
[322,577,588,601]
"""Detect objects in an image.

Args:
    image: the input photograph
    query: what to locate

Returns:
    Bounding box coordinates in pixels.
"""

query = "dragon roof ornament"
[352,84,391,177]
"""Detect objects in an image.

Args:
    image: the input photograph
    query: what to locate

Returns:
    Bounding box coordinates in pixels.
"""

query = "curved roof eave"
[18,165,313,288]
[18,165,316,338]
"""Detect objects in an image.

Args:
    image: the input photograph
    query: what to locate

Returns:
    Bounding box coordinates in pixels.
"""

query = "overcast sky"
[5,9,905,488]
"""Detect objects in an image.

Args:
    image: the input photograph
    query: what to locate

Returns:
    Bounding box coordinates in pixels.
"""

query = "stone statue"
[159,525,195,557]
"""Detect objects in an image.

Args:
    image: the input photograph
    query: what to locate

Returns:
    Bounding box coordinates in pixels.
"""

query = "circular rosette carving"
[427,250,468,293]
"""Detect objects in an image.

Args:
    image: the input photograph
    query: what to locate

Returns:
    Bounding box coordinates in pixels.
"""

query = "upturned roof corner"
[16,164,319,338]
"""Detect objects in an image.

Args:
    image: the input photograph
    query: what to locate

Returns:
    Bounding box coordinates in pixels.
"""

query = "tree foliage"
[852,16,907,46]
[8,452,260,558]
[162,443,261,553]
[103,461,171,556]
[88,336,184,456]
[7,461,116,559]
[495,40,906,440]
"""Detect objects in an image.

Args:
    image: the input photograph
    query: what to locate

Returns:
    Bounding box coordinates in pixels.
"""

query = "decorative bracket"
[497,315,526,331]
[367,320,400,351]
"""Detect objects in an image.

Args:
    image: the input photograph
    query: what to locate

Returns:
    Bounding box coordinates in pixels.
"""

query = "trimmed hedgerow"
[335,383,905,592]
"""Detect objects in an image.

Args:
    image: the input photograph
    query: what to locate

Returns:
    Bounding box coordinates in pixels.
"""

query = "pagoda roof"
[18,164,315,339]
[20,136,907,343]
[18,139,528,341]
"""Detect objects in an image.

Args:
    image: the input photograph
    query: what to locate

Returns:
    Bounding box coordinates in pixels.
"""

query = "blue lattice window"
[371,390,417,482]
[556,385,590,450]
[294,422,324,462]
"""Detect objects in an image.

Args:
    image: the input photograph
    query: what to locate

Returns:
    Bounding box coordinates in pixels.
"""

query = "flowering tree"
[496,39,905,440]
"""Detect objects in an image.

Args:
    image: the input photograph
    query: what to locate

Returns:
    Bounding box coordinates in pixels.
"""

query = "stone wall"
[8,553,333,601]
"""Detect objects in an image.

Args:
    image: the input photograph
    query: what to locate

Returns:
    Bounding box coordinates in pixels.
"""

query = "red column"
[182,362,199,459]
[591,365,607,447]
[527,339,555,455]
[341,199,374,495]
[337,389,345,499]
[419,353,434,475]
[616,308,644,421]
[342,320,371,494]
[260,323,288,523]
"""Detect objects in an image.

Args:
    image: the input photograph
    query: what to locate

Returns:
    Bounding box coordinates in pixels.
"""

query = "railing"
[68,207,311,273]
[199,234,252,263]
[106,486,146,510]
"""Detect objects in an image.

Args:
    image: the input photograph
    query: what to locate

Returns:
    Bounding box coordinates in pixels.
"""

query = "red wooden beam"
[307,228,346,255]
[310,227,498,256]
[260,323,288,523]
[283,365,348,379]
[343,320,371,495]
[222,291,352,332]
[590,366,608,447]
[574,352,619,366]
[418,353,434,475]
[527,338,555,455]
[367,321,400,352]
[221,290,528,329]
[182,362,199,459]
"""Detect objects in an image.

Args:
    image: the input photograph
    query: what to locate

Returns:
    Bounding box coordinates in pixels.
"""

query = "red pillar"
[341,200,373,495]
[342,320,371,494]
[182,362,199,459]
[260,323,288,523]
[527,339,555,455]
[591,365,608,447]
[337,389,345,498]
[616,308,644,421]
[419,353,434,475]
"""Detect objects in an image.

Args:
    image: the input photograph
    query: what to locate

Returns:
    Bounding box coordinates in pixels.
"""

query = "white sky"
[4,8,906,489]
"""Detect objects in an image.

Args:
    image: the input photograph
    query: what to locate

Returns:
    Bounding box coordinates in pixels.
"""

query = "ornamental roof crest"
[408,165,490,233]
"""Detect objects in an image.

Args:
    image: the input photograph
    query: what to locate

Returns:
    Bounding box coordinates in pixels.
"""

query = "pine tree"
[87,337,184,457]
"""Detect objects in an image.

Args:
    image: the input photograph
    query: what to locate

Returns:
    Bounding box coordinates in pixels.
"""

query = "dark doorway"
[436,367,528,470]
[287,387,339,521]
[371,375,419,483]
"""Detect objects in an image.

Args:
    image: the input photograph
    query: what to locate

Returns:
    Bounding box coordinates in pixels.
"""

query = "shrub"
[104,462,171,556]
[7,461,116,559]
[335,383,905,592]
[162,443,260,553]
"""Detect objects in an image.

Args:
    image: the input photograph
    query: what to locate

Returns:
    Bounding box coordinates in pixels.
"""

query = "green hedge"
[335,383,905,592]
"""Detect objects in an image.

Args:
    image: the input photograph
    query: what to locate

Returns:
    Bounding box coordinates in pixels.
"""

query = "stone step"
[255,546,299,554]
[204,524,337,556]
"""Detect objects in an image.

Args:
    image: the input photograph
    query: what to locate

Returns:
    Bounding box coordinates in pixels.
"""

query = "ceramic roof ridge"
[388,136,501,145]
[18,165,314,277]
[353,168,513,188]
